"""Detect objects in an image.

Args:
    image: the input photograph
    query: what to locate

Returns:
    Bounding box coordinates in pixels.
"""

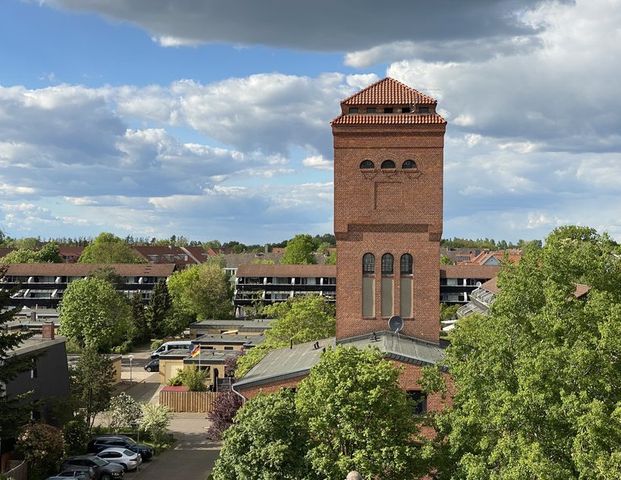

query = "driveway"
[130,413,221,480]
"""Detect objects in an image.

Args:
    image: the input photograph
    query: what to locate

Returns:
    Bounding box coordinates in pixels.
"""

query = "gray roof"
[190,319,273,331]
[11,335,66,356]
[193,334,264,346]
[234,338,336,389]
[234,331,445,390]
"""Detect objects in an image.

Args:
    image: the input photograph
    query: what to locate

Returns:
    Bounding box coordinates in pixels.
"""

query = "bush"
[167,368,207,391]
[17,423,65,478]
[63,419,89,455]
[106,392,143,432]
[140,404,171,446]
[150,339,164,350]
[111,340,133,354]
[206,392,243,440]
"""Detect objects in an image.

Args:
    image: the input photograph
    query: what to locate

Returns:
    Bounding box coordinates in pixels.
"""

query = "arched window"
[362,253,375,318]
[362,253,375,274]
[360,160,374,170]
[402,159,417,169]
[400,254,413,318]
[381,160,396,169]
[400,254,413,274]
[381,254,394,275]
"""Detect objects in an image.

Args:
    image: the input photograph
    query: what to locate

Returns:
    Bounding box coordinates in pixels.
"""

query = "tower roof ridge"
[341,77,437,106]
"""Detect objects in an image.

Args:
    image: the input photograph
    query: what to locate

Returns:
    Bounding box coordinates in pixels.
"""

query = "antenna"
[388,315,404,334]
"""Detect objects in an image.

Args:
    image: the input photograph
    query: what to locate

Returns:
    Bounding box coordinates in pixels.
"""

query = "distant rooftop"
[11,335,66,356]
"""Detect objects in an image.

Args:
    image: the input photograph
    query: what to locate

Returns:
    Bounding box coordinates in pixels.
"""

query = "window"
[381,159,396,169]
[360,159,374,170]
[31,358,38,379]
[367,107,377,113]
[224,346,234,351]
[402,159,417,169]
[362,253,375,318]
[362,253,375,274]
[418,105,430,114]
[400,254,413,275]
[381,254,394,275]
[383,107,393,113]
[349,107,359,114]
[407,391,428,415]
[401,106,411,113]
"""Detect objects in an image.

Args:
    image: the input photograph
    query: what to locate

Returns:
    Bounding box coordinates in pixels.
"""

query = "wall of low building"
[238,376,305,400]
[159,359,185,384]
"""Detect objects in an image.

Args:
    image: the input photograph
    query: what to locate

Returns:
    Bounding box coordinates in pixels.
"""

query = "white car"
[96,448,142,471]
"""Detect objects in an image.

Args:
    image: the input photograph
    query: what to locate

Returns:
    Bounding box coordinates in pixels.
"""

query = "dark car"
[87,435,153,461]
[144,358,159,372]
[61,456,123,480]
[46,466,95,480]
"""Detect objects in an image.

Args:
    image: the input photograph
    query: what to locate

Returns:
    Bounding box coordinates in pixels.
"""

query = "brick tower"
[332,78,447,343]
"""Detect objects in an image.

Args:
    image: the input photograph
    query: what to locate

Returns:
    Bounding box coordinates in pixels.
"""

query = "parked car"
[150,340,192,358]
[87,435,154,461]
[46,467,95,480]
[60,456,123,480]
[97,448,142,471]
[144,358,159,372]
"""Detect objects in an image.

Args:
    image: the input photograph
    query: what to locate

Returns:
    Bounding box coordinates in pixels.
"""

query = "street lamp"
[128,355,134,384]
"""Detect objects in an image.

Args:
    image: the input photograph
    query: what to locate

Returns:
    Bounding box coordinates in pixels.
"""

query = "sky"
[1,0,620,244]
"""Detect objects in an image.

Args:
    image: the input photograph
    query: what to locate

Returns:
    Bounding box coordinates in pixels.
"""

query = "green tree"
[425,226,621,479]
[140,404,171,446]
[106,392,143,432]
[146,280,173,336]
[130,293,149,342]
[236,296,336,378]
[281,234,316,265]
[87,266,124,289]
[440,254,454,265]
[168,263,233,321]
[296,346,424,480]
[70,348,116,432]
[78,232,145,264]
[0,267,33,444]
[324,250,336,265]
[0,242,62,263]
[212,390,310,480]
[59,277,133,351]
[16,422,65,478]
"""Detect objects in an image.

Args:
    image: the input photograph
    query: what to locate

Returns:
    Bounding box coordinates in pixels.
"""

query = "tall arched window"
[400,254,413,318]
[381,160,396,169]
[381,253,394,317]
[362,253,375,318]
[360,160,374,170]
[402,159,417,169]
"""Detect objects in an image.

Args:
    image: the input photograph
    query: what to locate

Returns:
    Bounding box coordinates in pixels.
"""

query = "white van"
[150,340,192,359]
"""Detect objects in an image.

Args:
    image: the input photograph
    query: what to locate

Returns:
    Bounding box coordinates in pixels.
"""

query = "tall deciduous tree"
[146,280,173,336]
[0,267,32,444]
[281,234,317,265]
[212,390,310,480]
[78,232,145,264]
[59,277,133,351]
[424,226,621,479]
[130,293,149,342]
[296,346,424,480]
[0,242,62,263]
[70,348,116,432]
[168,263,233,322]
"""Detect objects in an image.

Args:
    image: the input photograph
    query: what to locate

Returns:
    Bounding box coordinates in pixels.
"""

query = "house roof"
[480,276,500,294]
[331,113,446,126]
[221,252,283,269]
[3,263,176,277]
[341,77,437,106]
[236,263,336,278]
[11,335,66,356]
[234,331,446,391]
[190,319,273,331]
[193,334,264,345]
[440,265,500,279]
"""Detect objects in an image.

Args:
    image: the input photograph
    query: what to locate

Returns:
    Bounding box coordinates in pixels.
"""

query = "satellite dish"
[475,281,482,288]
[388,315,404,333]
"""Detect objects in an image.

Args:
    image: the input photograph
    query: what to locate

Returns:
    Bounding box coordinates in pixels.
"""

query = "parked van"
[150,340,192,359]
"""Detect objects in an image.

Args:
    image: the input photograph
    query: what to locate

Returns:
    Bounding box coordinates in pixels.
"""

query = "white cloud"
[302,155,332,171]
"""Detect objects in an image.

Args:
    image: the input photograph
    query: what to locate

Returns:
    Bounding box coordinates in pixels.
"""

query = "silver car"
[96,448,142,471]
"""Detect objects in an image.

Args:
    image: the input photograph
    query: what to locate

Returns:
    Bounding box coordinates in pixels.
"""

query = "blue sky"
[1,0,620,244]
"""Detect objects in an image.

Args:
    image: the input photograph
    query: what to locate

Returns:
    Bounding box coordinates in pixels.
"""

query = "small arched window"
[402,159,417,169]
[400,254,413,275]
[381,160,396,169]
[381,254,394,275]
[360,160,374,170]
[362,253,375,274]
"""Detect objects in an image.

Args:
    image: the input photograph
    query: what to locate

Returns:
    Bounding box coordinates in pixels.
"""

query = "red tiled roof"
[331,113,446,126]
[440,265,501,279]
[3,263,176,277]
[237,264,336,278]
[480,277,500,294]
[341,77,436,106]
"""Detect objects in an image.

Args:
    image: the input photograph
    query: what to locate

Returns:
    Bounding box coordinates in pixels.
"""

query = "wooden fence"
[159,390,221,413]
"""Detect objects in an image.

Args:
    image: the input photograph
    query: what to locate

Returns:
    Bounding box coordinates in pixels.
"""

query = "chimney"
[30,311,37,323]
[42,321,55,340]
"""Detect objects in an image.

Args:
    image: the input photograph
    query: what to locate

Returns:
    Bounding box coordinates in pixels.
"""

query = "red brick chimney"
[42,321,55,340]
